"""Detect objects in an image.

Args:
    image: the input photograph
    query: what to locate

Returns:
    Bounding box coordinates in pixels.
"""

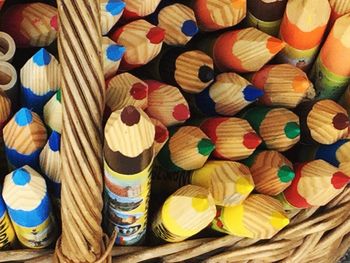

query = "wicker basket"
[1,1,350,262]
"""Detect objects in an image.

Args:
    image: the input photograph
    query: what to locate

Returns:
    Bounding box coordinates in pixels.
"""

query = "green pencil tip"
[277,165,295,183]
[284,122,300,139]
[197,138,215,156]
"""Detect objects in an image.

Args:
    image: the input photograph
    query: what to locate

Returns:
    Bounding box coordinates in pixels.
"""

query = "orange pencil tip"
[292,76,310,93]
[266,37,285,55]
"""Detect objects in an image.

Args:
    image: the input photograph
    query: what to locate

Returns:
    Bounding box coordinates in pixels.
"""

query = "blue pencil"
[102,37,126,79]
[101,0,126,35]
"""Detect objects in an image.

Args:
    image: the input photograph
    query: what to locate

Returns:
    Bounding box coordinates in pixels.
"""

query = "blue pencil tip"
[49,131,61,152]
[33,48,52,66]
[181,20,199,37]
[106,44,126,61]
[106,0,125,16]
[15,108,33,127]
[243,85,264,102]
[12,168,31,186]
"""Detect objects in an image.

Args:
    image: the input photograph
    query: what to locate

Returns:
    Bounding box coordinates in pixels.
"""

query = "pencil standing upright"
[100,0,125,35]
[246,0,288,36]
[277,0,331,71]
[104,106,155,245]
[20,48,60,115]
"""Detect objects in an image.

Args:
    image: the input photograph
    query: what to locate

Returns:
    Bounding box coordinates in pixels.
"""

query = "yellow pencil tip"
[270,211,289,230]
[236,177,254,195]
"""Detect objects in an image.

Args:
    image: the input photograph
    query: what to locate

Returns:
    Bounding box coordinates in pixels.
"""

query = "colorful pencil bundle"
[279,160,350,209]
[243,150,295,196]
[106,73,148,113]
[151,185,216,242]
[104,106,155,245]
[0,32,16,63]
[192,0,246,32]
[246,0,288,36]
[194,72,264,116]
[310,14,350,100]
[198,27,285,73]
[298,99,349,145]
[155,48,215,94]
[110,19,165,71]
[0,3,58,48]
[242,106,300,152]
[157,3,198,46]
[211,194,289,239]
[0,193,16,250]
[157,126,215,172]
[199,117,262,161]
[144,80,190,127]
[0,61,19,110]
[329,0,350,27]
[249,64,314,108]
[150,117,169,156]
[2,166,57,248]
[3,108,47,170]
[20,48,60,115]
[122,0,162,21]
[43,90,62,134]
[100,0,125,35]
[277,0,331,71]
[102,37,125,79]
[39,131,61,199]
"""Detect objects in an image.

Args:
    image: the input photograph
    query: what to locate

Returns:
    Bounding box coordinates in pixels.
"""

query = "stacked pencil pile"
[0,0,350,252]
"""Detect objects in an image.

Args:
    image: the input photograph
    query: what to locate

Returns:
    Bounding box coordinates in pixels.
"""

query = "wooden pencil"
[150,117,169,156]
[242,106,300,152]
[0,61,19,111]
[144,80,190,127]
[158,3,198,46]
[329,0,350,27]
[248,64,315,108]
[102,37,125,79]
[192,0,246,32]
[100,0,125,35]
[3,108,47,170]
[0,32,16,63]
[194,72,264,116]
[104,106,155,245]
[243,150,295,196]
[211,194,289,239]
[310,14,350,100]
[277,0,331,71]
[0,192,16,250]
[155,48,215,94]
[106,73,148,114]
[43,89,62,134]
[2,165,57,248]
[39,131,61,199]
[110,19,165,71]
[122,0,162,21]
[198,27,285,73]
[297,99,349,145]
[246,0,288,36]
[20,48,60,115]
[279,160,350,209]
[157,126,215,172]
[151,185,216,242]
[199,117,261,161]
[0,3,58,48]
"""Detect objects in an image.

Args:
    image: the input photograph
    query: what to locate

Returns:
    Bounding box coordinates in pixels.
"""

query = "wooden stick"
[0,32,16,63]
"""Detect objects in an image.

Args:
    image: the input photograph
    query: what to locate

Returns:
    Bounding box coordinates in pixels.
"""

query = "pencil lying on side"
[277,0,331,71]
[100,0,125,35]
[20,48,60,115]
[246,0,288,36]
[0,32,16,63]
[104,106,155,245]
[0,3,58,48]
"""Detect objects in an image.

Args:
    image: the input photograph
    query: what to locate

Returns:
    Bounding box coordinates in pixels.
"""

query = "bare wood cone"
[54,0,113,262]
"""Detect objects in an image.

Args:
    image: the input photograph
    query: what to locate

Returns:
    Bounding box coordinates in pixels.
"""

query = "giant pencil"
[104,106,155,245]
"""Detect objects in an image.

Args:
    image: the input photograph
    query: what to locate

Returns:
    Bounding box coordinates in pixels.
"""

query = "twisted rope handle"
[54,0,114,262]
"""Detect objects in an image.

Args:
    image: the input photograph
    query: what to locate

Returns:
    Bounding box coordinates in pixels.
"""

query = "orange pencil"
[144,80,190,127]
[277,0,331,71]
[249,64,315,108]
[329,0,350,27]
[192,0,246,32]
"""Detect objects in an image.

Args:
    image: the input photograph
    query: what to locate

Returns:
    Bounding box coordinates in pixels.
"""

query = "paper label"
[0,212,16,250]
[104,160,152,245]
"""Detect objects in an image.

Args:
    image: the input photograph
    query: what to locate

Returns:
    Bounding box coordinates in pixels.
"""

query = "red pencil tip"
[331,171,350,189]
[173,104,190,122]
[243,132,262,149]
[155,125,169,143]
[146,27,165,44]
[130,82,148,100]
